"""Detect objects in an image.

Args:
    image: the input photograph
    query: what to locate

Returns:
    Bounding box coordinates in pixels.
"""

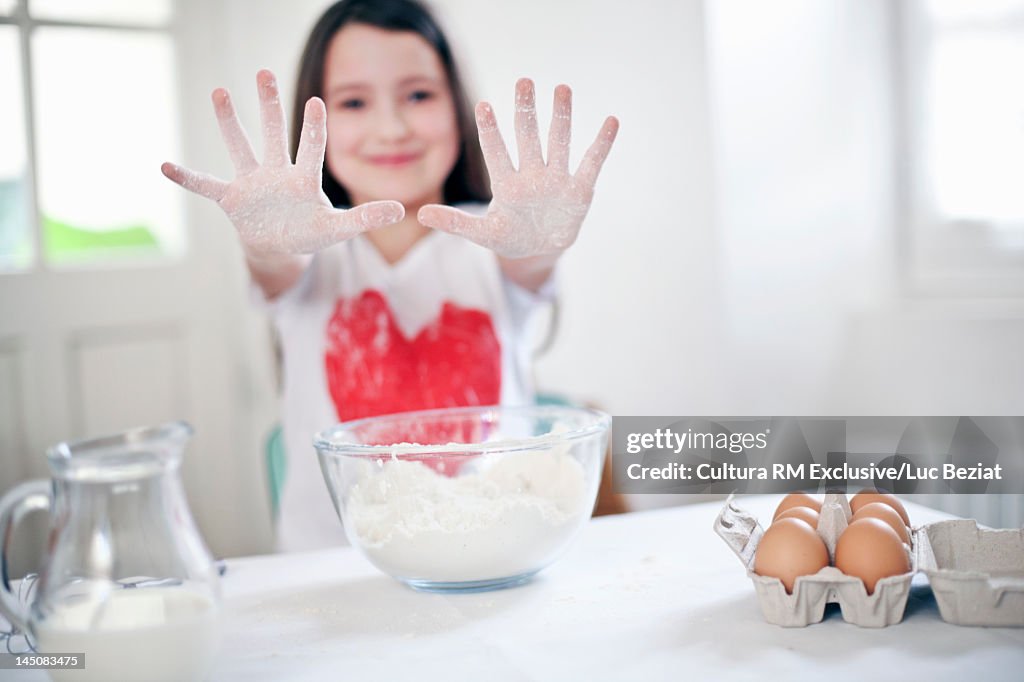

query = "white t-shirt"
[257,221,555,552]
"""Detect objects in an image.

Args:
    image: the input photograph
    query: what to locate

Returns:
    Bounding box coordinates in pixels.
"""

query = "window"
[0,0,183,271]
[899,0,1024,292]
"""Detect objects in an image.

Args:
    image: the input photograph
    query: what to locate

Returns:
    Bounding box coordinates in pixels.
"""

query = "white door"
[0,0,277,574]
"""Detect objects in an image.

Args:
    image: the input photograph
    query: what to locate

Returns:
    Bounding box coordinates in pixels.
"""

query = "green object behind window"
[43,215,160,262]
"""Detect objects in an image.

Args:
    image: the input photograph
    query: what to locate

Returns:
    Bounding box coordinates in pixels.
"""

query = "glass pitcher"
[0,422,222,682]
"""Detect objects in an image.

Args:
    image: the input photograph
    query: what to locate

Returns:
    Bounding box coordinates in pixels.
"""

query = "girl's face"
[322,23,460,209]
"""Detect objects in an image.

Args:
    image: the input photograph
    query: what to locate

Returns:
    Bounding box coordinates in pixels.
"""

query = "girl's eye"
[339,98,365,110]
[408,90,434,103]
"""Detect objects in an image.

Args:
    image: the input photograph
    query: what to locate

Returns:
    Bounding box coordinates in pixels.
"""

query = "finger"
[475,102,514,181]
[257,69,291,166]
[417,204,486,237]
[320,200,405,246]
[295,97,327,177]
[546,84,572,173]
[514,78,544,170]
[574,116,619,188]
[161,162,229,201]
[211,88,258,174]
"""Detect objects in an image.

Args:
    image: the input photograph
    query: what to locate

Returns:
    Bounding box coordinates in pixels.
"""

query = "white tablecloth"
[7,496,1024,681]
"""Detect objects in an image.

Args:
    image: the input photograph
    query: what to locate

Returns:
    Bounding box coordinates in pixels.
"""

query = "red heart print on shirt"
[324,288,501,428]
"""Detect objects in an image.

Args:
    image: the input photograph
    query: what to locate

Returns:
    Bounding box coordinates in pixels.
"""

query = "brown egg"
[774,506,820,530]
[772,492,822,520]
[754,518,830,593]
[850,489,910,526]
[852,502,911,544]
[835,518,911,595]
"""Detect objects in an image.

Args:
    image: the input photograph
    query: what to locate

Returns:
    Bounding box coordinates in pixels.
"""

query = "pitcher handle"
[0,480,52,633]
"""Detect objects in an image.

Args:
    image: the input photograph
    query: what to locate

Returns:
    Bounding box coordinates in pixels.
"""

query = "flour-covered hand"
[418,78,618,259]
[161,70,403,256]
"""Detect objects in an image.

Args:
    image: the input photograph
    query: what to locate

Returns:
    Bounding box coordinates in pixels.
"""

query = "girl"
[162,0,618,551]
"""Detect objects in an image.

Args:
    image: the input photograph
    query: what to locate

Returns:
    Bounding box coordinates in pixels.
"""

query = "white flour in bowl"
[345,448,589,582]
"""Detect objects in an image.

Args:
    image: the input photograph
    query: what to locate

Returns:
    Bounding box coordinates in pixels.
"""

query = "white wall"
[706,0,896,414]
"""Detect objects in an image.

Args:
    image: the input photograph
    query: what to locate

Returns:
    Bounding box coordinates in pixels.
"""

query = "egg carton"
[714,493,1024,628]
[916,519,1024,627]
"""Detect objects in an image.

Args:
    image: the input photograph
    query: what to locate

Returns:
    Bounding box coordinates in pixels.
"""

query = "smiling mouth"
[366,153,422,166]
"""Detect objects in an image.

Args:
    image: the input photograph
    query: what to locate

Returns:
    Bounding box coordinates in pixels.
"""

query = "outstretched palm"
[162,70,403,256]
[419,78,618,259]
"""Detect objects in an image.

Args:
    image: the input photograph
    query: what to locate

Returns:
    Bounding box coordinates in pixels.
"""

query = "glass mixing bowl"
[315,405,610,592]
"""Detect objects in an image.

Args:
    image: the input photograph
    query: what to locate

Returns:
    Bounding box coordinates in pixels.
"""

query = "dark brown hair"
[290,0,491,207]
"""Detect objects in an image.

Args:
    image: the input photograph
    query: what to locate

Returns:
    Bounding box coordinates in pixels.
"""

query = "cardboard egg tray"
[713,493,1024,628]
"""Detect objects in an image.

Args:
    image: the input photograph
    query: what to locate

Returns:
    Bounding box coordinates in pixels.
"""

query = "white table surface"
[7,496,1024,681]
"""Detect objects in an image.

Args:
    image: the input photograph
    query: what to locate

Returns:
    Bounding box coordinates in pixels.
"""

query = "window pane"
[0,1,17,16]
[924,29,1024,223]
[29,0,171,26]
[0,27,32,271]
[33,28,185,265]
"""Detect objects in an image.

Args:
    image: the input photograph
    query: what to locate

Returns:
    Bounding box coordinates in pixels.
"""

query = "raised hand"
[161,70,403,256]
[418,78,618,259]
